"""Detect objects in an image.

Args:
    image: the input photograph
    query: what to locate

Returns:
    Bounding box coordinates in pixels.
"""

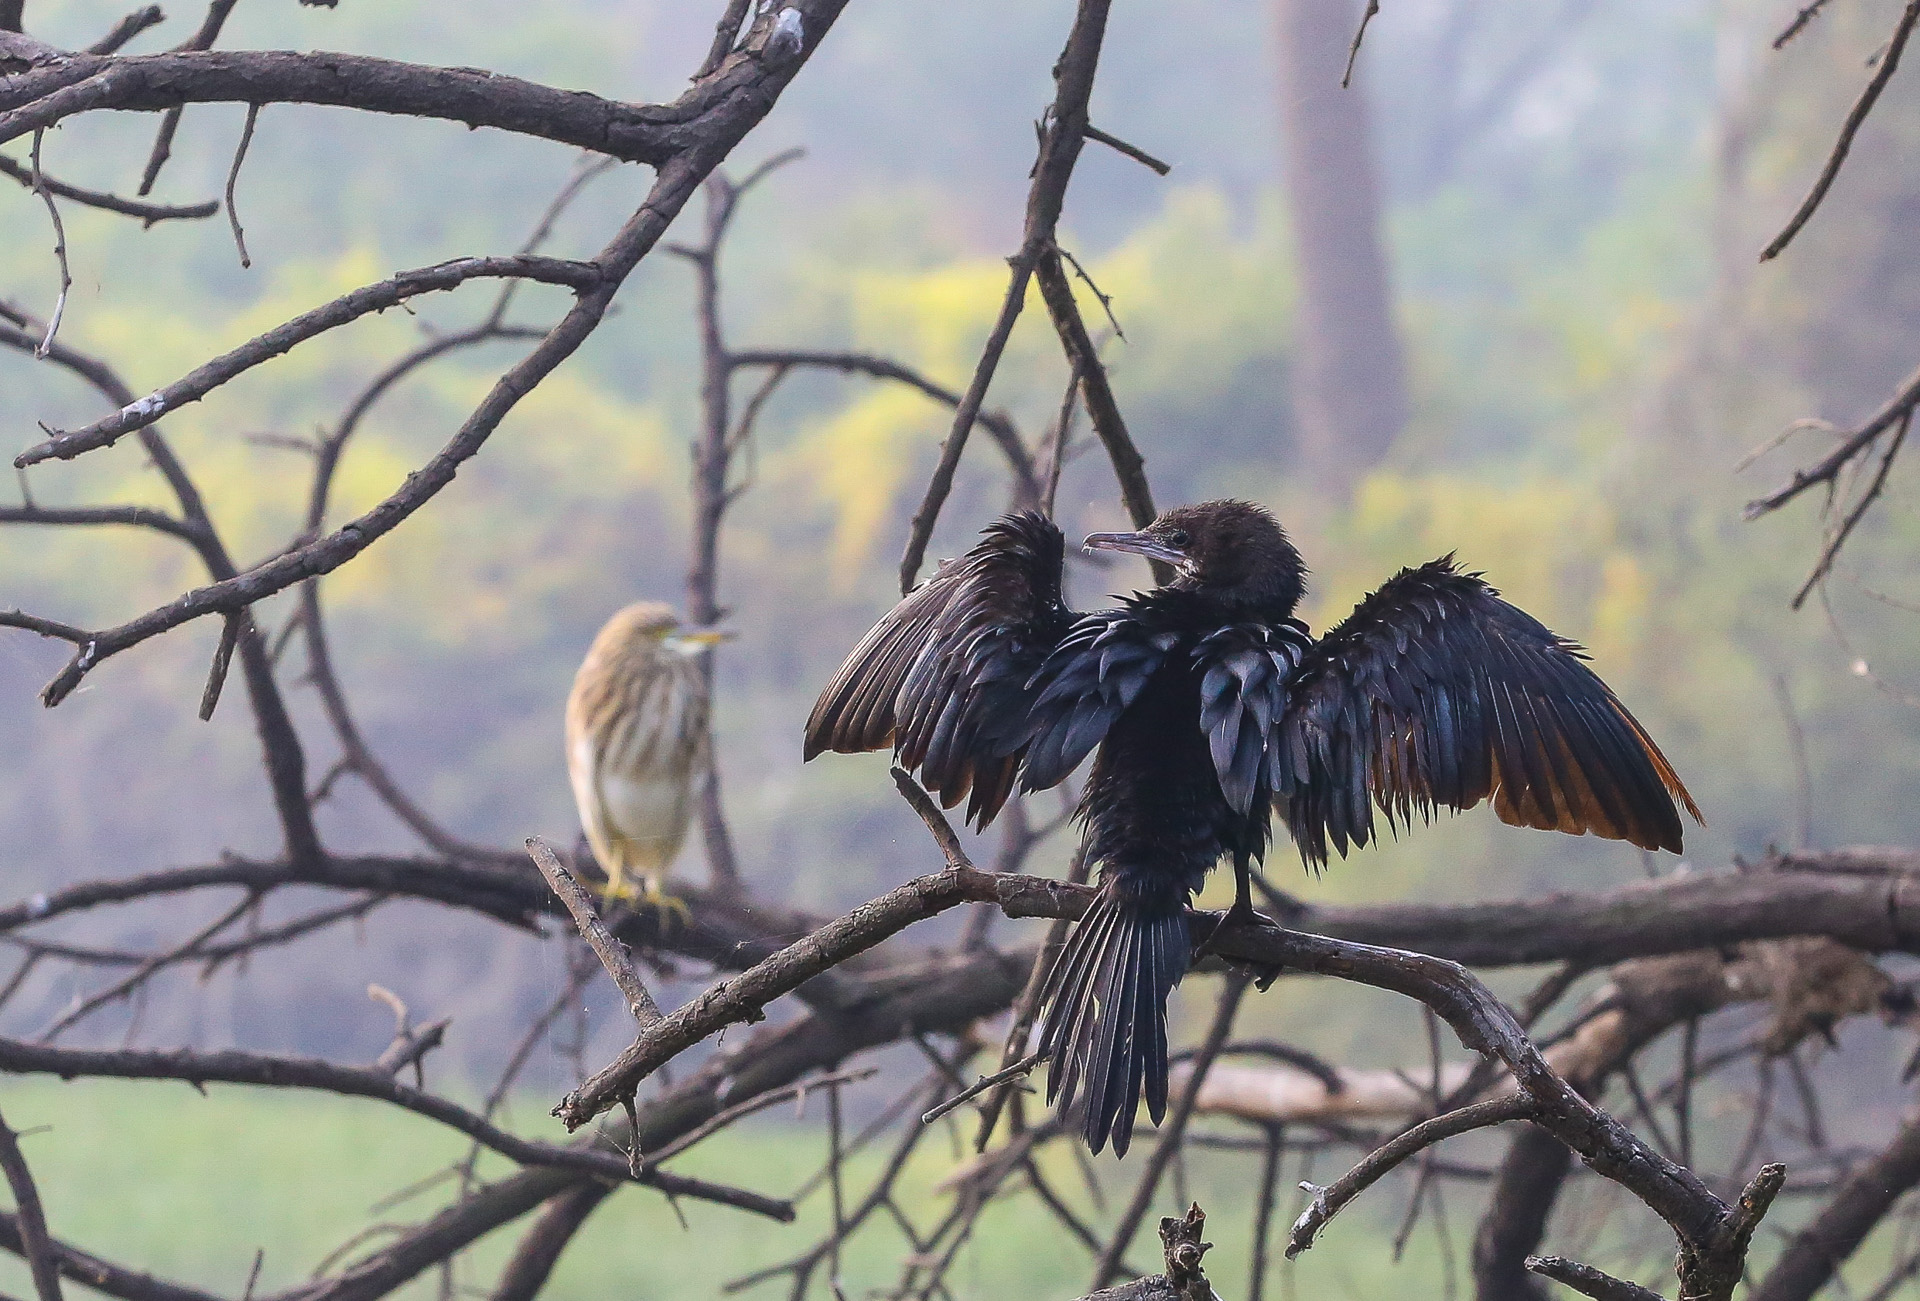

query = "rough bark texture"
[1073,1204,1215,1301]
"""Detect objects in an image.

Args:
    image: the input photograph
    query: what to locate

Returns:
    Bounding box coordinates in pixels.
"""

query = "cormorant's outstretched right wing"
[804,512,1074,827]
[1276,557,1700,868]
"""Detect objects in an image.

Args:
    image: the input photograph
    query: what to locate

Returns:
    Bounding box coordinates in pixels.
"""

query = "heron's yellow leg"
[597,862,640,902]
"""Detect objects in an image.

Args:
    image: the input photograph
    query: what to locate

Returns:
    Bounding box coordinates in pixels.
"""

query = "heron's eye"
[1165,528,1191,548]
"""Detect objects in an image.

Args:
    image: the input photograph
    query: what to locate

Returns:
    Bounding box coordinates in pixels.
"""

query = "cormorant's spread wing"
[1191,622,1314,815]
[1018,612,1179,792]
[1276,557,1700,868]
[804,512,1073,827]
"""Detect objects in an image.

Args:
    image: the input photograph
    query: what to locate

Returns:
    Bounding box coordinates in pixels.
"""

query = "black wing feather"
[1018,615,1177,792]
[803,513,1073,826]
[1278,557,1700,868]
[1190,622,1313,815]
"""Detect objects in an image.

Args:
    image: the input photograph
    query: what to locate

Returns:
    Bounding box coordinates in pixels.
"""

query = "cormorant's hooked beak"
[1082,530,1187,566]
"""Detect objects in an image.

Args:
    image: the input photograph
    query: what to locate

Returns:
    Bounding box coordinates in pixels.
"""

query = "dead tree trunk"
[1272,0,1409,495]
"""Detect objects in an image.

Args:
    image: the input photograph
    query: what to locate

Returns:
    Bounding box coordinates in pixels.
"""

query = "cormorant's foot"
[1200,901,1285,990]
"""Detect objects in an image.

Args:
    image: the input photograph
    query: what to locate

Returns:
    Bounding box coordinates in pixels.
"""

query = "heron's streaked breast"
[593,650,709,783]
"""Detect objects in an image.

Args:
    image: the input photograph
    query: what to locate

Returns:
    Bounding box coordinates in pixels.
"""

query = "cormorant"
[804,501,1698,1155]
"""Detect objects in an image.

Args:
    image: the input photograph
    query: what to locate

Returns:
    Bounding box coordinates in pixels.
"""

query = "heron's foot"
[608,873,690,931]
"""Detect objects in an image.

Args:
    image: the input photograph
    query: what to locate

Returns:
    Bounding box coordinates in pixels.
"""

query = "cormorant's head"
[1082,499,1306,614]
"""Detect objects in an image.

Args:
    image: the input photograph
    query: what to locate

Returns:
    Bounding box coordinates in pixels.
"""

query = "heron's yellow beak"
[684,627,735,645]
[672,629,737,656]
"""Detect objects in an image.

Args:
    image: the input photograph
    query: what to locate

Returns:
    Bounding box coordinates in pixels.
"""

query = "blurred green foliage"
[0,1079,1610,1299]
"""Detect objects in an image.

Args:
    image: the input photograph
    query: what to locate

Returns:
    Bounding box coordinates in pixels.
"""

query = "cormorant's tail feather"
[1036,892,1190,1156]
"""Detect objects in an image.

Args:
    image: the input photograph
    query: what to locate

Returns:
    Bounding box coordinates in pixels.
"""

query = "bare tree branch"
[732,347,1040,503]
[0,1036,790,1220]
[16,255,599,468]
[85,5,163,56]
[1091,975,1249,1289]
[1760,0,1920,261]
[525,837,664,1026]
[0,610,87,643]
[0,1213,218,1301]
[697,0,753,79]
[1775,0,1835,48]
[554,862,1005,1129]
[0,1106,62,1301]
[1288,1096,1536,1258]
[1343,0,1382,88]
[1789,410,1912,608]
[0,153,214,221]
[1525,1254,1664,1301]
[1032,249,1161,547]
[897,0,1115,593]
[136,0,239,195]
[25,128,67,358]
[0,500,208,548]
[488,1184,609,1301]
[2,50,684,164]
[291,946,1031,1301]
[1070,1204,1216,1301]
[1750,1109,1920,1301]
[221,100,257,268]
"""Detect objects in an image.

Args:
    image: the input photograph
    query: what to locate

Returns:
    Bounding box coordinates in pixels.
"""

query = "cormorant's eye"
[1165,528,1190,548]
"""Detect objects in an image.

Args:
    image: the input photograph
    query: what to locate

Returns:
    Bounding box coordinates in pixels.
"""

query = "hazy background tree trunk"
[1273,0,1409,496]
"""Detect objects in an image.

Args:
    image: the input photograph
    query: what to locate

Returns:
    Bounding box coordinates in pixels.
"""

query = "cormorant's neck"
[1134,577,1301,626]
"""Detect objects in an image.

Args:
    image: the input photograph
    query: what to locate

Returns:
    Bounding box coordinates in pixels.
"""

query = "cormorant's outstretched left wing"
[804,513,1073,827]
[1276,557,1700,868]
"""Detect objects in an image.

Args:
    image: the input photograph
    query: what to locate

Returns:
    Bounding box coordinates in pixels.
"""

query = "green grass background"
[0,1077,1471,1300]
